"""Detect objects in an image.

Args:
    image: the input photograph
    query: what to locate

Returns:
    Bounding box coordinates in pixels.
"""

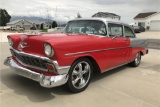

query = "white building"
[134,12,160,31]
[7,19,33,30]
[92,12,121,20]
[7,19,51,30]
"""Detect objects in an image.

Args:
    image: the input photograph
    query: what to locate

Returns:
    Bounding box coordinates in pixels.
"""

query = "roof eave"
[134,12,158,19]
[134,12,159,20]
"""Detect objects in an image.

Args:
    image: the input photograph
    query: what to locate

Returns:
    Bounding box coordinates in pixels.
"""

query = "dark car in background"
[133,26,145,33]
[30,26,37,30]
[11,27,17,31]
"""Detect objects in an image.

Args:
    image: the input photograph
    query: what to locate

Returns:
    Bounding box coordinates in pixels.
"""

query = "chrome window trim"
[123,25,136,38]
[65,20,108,37]
[65,46,130,56]
[67,18,133,38]
[107,22,124,37]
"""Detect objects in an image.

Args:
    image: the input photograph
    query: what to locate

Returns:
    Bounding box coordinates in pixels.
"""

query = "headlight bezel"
[8,37,14,47]
[44,43,54,57]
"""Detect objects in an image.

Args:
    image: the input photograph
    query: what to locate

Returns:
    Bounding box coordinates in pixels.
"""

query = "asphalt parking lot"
[147,39,160,49]
[0,42,160,107]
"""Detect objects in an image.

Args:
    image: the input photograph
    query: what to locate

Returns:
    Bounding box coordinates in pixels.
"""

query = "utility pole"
[55,6,57,26]
[46,9,50,23]
[45,8,51,29]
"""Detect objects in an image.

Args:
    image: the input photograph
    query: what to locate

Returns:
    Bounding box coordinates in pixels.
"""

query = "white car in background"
[11,27,24,31]
[11,27,17,31]
[2,26,11,30]
[48,27,65,33]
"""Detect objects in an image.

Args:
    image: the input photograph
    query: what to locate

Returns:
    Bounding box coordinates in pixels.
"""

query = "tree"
[52,21,58,28]
[40,23,44,30]
[77,12,82,18]
[0,9,11,26]
[49,25,52,29]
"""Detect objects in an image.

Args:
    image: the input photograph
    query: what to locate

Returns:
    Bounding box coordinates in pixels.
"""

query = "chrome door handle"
[124,38,129,41]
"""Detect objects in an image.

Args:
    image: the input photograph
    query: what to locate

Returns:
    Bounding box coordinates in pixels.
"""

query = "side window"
[108,23,123,37]
[124,26,135,38]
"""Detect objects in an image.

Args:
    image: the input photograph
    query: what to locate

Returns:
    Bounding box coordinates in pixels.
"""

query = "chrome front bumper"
[4,57,68,88]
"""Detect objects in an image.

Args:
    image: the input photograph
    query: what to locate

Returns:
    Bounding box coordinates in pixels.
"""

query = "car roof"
[69,18,134,32]
[70,18,128,25]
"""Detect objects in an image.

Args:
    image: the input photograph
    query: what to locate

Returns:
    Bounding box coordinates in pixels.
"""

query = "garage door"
[23,25,31,30]
[150,20,160,31]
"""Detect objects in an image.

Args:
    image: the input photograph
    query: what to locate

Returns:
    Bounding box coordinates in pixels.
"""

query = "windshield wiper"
[65,32,87,35]
[65,31,74,33]
[77,32,87,35]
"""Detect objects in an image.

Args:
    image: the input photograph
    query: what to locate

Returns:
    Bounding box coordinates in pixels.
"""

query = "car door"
[105,23,130,69]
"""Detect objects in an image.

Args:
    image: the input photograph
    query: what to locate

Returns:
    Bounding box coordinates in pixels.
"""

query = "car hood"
[25,33,102,43]
[16,33,106,57]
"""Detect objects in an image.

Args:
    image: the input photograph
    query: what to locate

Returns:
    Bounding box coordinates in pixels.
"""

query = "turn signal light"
[46,64,55,71]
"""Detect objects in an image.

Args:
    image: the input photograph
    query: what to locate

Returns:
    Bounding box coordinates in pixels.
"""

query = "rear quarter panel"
[129,38,148,61]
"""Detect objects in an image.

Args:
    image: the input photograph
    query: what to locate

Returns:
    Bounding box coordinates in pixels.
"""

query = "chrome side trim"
[65,46,130,56]
[4,57,68,88]
[65,49,108,56]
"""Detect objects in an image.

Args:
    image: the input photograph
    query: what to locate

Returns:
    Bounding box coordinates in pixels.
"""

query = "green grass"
[41,29,47,32]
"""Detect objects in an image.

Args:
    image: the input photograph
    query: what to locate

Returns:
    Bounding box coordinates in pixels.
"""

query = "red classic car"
[4,18,148,93]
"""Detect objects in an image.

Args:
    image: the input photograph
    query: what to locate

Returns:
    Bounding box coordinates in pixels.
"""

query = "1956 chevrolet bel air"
[4,18,148,93]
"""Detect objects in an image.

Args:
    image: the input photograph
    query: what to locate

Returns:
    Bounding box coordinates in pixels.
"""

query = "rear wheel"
[129,52,141,67]
[66,58,93,93]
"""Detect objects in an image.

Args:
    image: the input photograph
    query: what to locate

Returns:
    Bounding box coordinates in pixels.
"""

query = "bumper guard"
[4,57,69,88]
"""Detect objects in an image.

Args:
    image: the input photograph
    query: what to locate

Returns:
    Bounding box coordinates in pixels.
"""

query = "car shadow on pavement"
[1,65,130,102]
[91,65,129,83]
[1,68,70,102]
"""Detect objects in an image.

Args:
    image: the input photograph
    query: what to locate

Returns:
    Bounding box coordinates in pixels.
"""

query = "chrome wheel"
[135,53,141,65]
[129,52,141,67]
[71,61,91,89]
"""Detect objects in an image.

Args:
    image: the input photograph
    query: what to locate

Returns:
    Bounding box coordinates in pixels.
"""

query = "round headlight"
[44,43,54,57]
[8,37,14,46]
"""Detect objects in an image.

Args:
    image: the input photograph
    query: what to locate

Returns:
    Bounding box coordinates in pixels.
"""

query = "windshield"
[64,20,107,36]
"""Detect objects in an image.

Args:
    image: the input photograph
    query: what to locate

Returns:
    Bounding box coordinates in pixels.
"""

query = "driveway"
[136,31,160,49]
[136,31,160,39]
[0,43,160,107]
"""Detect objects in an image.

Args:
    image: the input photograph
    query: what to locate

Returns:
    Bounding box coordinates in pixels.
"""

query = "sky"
[0,0,160,24]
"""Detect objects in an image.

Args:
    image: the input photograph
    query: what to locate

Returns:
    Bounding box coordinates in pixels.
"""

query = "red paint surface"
[8,33,148,75]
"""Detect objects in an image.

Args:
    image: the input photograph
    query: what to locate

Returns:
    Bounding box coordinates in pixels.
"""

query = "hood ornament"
[20,42,29,48]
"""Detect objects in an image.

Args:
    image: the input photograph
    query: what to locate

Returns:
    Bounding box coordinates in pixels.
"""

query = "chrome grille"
[11,50,47,70]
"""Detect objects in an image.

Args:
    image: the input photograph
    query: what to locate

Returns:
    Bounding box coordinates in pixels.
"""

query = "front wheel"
[129,52,141,67]
[66,58,93,93]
